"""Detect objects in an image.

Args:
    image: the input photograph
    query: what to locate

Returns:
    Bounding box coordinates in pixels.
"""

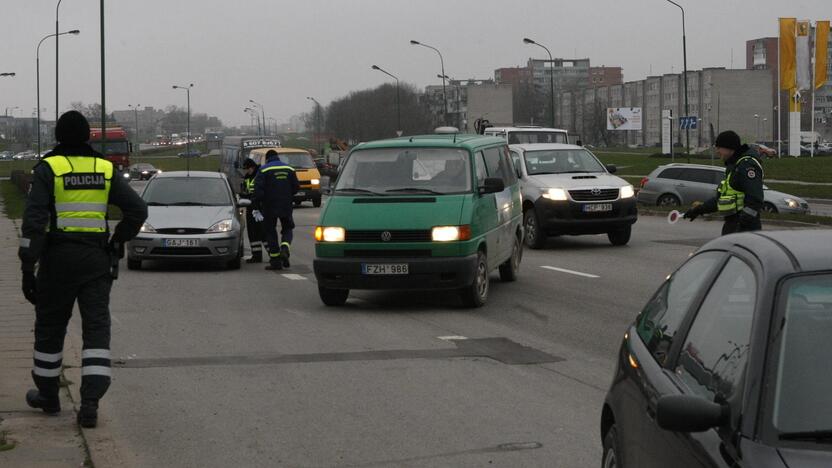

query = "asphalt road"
[77,196,751,467]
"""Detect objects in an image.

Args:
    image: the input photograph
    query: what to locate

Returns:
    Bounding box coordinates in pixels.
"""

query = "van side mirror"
[606,164,618,174]
[479,177,505,195]
[656,395,729,433]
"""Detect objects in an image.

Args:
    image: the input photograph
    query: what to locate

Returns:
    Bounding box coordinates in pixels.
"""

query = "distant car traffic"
[0,150,12,160]
[638,163,810,214]
[128,163,161,180]
[602,229,832,467]
[509,144,638,247]
[127,171,249,270]
[313,133,523,307]
[177,150,202,158]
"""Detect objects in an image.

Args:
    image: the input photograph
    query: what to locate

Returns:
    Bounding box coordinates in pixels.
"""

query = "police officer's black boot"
[25,389,61,414]
[280,243,290,268]
[77,400,98,428]
[265,256,283,271]
[246,251,262,264]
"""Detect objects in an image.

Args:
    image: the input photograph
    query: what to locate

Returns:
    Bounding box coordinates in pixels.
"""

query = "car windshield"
[507,131,567,144]
[142,177,231,206]
[133,164,154,171]
[89,141,129,155]
[278,152,316,169]
[523,149,606,175]
[771,274,832,435]
[335,148,471,195]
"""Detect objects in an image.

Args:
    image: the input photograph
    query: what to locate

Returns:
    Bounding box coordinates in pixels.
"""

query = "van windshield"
[523,149,606,175]
[278,152,316,169]
[335,148,471,195]
[507,132,567,144]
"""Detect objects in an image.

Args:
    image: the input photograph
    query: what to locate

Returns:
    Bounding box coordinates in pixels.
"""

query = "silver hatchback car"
[127,171,250,270]
[638,163,810,214]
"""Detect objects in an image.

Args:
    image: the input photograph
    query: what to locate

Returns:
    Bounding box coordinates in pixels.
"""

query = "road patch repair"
[113,337,563,369]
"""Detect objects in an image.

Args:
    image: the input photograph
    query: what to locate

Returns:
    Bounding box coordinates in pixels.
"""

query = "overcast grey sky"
[1,0,828,127]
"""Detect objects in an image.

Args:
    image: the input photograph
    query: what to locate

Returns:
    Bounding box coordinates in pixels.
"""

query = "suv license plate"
[362,263,409,275]
[583,203,613,213]
[164,238,200,247]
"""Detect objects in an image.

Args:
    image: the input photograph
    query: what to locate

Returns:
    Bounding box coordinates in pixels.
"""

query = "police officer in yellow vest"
[18,111,147,428]
[240,158,265,263]
[683,130,764,234]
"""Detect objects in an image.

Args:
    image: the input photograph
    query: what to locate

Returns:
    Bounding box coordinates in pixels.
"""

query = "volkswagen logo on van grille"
[380,231,393,242]
[591,188,602,196]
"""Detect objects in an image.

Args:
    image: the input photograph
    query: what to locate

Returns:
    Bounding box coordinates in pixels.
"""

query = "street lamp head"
[371,65,380,70]
[68,30,80,35]
[172,85,178,89]
[0,73,15,77]
[410,40,420,45]
[523,37,535,44]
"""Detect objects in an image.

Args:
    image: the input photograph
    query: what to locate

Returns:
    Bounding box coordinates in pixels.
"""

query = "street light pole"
[55,0,63,122]
[249,99,266,136]
[411,40,448,125]
[371,65,401,134]
[754,114,760,142]
[306,96,322,145]
[37,30,79,156]
[128,104,140,154]
[665,0,690,159]
[523,38,557,128]
[173,83,194,171]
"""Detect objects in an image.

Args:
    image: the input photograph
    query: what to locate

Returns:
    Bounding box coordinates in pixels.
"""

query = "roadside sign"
[679,116,698,130]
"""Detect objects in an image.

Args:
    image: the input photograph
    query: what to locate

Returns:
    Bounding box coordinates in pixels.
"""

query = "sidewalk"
[0,205,90,467]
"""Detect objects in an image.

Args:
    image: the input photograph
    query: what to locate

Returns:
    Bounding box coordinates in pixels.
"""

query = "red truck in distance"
[89,126,131,171]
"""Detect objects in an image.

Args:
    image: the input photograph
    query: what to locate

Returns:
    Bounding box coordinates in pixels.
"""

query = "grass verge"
[0,181,26,219]
[0,431,16,452]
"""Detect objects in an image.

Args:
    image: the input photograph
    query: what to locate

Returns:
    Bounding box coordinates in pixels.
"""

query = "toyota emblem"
[380,231,392,242]
[591,188,602,196]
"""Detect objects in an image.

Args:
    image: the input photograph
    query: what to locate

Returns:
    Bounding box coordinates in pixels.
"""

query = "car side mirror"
[656,395,729,433]
[479,177,505,195]
[606,164,618,174]
[237,198,252,208]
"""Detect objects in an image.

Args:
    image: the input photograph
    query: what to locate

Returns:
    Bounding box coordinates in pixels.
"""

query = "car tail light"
[640,177,649,188]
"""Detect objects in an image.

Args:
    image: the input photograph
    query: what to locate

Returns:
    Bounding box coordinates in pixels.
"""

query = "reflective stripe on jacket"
[44,155,113,233]
[717,155,763,215]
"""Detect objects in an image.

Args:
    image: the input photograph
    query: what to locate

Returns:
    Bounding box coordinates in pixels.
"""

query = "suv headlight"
[315,226,345,242]
[207,219,234,233]
[310,178,320,185]
[542,188,568,201]
[620,185,635,199]
[140,222,156,233]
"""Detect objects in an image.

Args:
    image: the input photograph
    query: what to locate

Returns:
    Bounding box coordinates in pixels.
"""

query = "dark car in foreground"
[602,230,832,467]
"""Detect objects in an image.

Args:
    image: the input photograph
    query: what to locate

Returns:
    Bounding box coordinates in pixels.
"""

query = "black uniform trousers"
[245,208,265,255]
[33,241,112,406]
[722,214,762,235]
[263,212,294,261]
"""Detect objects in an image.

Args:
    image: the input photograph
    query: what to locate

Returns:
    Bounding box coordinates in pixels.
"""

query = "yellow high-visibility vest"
[44,156,112,233]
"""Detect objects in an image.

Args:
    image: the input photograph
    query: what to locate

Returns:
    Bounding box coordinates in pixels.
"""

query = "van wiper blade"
[335,188,382,196]
[385,188,445,195]
[146,202,168,206]
[779,430,832,442]
[168,202,211,206]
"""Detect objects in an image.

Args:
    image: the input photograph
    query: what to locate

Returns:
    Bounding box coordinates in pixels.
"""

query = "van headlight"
[315,226,345,242]
[432,225,472,242]
[541,188,568,201]
[620,185,635,199]
[310,178,320,186]
[207,219,234,233]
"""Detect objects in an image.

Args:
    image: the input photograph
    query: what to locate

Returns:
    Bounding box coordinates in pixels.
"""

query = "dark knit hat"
[714,131,741,151]
[243,158,258,168]
[54,110,90,144]
[265,149,279,161]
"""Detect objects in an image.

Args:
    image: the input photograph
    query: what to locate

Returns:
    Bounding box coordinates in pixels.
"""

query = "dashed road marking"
[541,265,600,279]
[438,336,468,341]
[281,274,307,281]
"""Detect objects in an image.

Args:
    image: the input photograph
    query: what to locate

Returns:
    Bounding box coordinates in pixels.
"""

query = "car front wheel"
[524,209,546,249]
[319,287,349,306]
[602,425,621,468]
[460,251,489,307]
[608,226,632,246]
[762,202,778,213]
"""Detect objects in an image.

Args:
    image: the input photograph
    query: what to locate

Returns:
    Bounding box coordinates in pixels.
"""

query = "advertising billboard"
[606,107,642,131]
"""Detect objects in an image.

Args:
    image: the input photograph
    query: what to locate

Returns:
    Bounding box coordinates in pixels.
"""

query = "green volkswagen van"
[313,133,523,307]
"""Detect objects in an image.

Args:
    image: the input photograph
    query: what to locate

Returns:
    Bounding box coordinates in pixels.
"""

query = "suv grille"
[569,189,619,202]
[151,247,212,256]
[344,249,432,258]
[345,230,432,243]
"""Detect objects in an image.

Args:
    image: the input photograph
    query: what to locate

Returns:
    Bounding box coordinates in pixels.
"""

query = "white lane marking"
[438,336,468,341]
[541,265,600,279]
[281,274,307,281]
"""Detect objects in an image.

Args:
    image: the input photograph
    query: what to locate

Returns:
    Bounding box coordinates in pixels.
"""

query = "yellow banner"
[816,21,830,89]
[780,18,796,90]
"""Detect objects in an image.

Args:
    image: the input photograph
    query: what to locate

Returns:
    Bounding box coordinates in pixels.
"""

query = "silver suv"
[638,163,810,214]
